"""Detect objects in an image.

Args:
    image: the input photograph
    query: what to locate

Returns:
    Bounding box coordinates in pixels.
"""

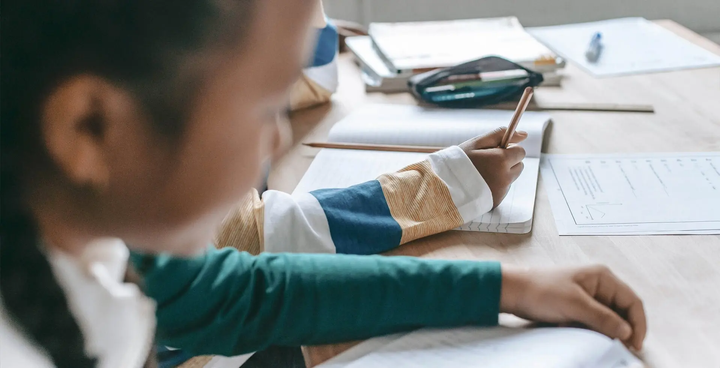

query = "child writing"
[0,2,646,368]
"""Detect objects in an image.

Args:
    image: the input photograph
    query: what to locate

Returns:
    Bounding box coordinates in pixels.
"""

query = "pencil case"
[409,56,544,108]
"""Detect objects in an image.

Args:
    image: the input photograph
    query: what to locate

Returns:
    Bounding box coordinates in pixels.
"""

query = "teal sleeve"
[131,247,501,356]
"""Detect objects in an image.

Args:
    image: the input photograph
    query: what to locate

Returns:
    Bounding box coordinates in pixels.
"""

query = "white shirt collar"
[0,238,157,368]
[49,238,156,368]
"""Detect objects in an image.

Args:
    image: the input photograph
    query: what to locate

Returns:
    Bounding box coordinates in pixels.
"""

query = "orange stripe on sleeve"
[377,160,464,244]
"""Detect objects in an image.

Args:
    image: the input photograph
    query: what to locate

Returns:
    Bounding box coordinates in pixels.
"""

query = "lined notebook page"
[319,327,641,368]
[293,150,428,194]
[326,104,549,158]
[459,157,539,233]
[293,150,538,232]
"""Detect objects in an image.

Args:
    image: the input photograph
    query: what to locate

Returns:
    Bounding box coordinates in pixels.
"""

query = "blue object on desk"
[585,32,603,63]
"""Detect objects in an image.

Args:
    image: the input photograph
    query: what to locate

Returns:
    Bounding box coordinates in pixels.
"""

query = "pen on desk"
[499,86,534,149]
[425,70,531,93]
[444,69,529,83]
[585,32,603,63]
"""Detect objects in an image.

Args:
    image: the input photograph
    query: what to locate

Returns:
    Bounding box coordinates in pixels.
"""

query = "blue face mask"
[409,56,544,108]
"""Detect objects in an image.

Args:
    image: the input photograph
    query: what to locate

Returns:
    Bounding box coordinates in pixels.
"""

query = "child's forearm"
[217,146,493,256]
[136,248,501,356]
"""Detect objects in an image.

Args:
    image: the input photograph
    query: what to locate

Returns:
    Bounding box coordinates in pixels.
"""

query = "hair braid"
[1,145,97,367]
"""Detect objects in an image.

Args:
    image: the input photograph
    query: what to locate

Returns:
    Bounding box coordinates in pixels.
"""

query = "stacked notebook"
[293,104,551,234]
[346,17,565,92]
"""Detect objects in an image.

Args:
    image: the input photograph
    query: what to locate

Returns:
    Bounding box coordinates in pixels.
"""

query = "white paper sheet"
[541,152,720,235]
[527,18,720,77]
[317,327,642,368]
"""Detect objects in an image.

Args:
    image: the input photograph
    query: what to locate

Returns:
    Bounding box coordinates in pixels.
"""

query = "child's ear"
[41,75,136,191]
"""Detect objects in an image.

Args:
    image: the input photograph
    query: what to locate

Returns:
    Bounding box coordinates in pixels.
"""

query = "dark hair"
[1,1,254,366]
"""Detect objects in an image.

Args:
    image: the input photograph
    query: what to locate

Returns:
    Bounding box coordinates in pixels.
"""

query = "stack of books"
[346,17,565,93]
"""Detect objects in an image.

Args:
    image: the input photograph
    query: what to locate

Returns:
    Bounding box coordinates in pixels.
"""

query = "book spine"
[368,33,403,75]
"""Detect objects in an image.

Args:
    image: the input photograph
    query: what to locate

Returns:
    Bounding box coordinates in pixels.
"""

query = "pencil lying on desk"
[489,101,654,113]
[302,142,442,153]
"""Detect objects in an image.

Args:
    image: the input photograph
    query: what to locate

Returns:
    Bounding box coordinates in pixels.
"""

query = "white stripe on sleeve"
[426,146,494,224]
[262,190,336,254]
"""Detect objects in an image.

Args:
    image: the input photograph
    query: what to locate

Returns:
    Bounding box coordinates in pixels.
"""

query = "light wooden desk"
[270,20,720,368]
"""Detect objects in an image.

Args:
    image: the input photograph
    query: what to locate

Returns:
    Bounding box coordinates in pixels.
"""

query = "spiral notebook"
[293,104,551,234]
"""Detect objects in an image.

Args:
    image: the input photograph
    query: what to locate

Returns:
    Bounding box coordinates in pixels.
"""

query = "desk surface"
[269,20,720,368]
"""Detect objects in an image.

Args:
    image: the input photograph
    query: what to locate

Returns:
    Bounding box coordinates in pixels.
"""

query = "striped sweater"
[218,146,493,256]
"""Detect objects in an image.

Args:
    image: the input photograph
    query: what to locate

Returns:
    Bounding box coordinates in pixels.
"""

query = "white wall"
[324,0,720,35]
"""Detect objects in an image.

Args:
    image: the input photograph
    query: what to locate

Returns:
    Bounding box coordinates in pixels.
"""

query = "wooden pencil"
[302,142,441,153]
[489,101,654,113]
[500,87,534,149]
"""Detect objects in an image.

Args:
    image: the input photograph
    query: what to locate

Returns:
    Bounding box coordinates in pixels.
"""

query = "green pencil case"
[409,56,544,108]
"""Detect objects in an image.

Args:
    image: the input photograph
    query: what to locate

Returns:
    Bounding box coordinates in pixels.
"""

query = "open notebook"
[293,104,551,234]
[316,326,643,368]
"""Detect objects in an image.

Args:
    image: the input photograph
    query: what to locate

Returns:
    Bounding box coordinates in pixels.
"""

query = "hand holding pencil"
[461,87,534,207]
[458,127,527,208]
[500,87,534,148]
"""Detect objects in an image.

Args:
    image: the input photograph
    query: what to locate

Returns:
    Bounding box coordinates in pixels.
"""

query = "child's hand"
[500,265,647,350]
[458,128,528,208]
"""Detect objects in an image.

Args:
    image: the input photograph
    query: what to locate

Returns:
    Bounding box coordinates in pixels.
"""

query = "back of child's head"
[1,1,257,366]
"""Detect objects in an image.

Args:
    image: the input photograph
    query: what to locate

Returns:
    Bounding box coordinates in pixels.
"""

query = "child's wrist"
[499,265,530,315]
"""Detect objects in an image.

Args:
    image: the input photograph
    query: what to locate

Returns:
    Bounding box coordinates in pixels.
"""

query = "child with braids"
[0,1,647,367]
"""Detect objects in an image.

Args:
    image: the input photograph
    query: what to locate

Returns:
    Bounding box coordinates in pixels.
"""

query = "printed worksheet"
[541,153,720,235]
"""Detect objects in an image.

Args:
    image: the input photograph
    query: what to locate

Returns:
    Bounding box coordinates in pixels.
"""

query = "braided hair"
[1,1,255,366]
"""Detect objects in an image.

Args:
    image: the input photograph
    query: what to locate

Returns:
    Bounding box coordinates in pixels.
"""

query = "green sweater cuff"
[134,248,501,356]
